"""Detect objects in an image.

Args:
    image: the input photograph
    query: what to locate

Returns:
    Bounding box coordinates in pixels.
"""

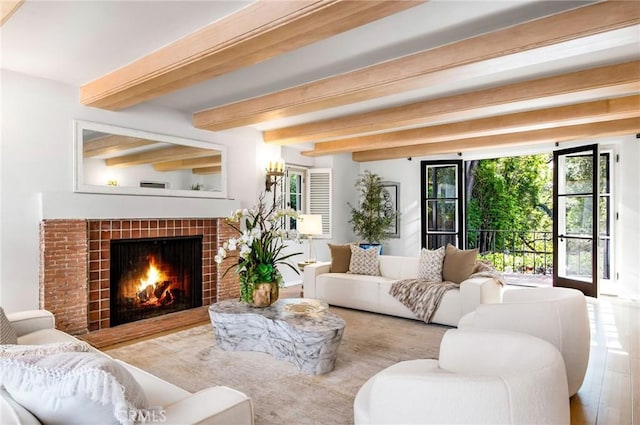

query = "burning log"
[153,280,171,299]
[137,285,154,302]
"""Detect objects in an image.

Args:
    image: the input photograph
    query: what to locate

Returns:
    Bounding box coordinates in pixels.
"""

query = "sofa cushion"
[327,243,353,273]
[0,351,150,425]
[0,308,18,345]
[349,245,380,276]
[417,247,445,282]
[17,328,85,345]
[442,244,478,284]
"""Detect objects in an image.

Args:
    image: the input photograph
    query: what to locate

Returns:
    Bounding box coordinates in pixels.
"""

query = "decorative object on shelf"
[348,170,397,246]
[215,193,301,307]
[190,183,203,191]
[297,214,323,263]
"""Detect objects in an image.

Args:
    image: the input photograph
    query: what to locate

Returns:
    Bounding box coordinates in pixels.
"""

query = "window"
[283,167,305,230]
[281,167,332,238]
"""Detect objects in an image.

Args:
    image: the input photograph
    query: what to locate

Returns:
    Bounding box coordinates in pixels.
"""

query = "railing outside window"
[467,229,553,275]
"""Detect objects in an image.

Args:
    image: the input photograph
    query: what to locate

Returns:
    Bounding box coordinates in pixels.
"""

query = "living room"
[1,1,639,424]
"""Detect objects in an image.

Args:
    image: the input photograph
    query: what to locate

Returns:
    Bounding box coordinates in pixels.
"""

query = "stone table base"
[209,298,345,375]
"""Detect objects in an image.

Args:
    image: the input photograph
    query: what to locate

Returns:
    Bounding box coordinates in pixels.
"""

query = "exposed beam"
[194,1,640,131]
[192,166,222,175]
[83,135,158,158]
[153,155,222,172]
[80,0,424,110]
[352,118,640,162]
[106,146,213,168]
[302,95,640,156]
[1,0,24,26]
[267,61,640,145]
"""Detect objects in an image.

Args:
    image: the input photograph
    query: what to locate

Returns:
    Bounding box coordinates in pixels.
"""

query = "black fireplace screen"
[110,236,203,326]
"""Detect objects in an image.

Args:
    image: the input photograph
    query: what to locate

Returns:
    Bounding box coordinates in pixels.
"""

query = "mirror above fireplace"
[74,120,227,198]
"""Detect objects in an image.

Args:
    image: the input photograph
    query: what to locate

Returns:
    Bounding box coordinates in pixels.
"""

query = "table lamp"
[297,214,323,263]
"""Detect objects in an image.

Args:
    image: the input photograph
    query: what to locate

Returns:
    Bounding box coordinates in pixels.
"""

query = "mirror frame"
[74,120,227,199]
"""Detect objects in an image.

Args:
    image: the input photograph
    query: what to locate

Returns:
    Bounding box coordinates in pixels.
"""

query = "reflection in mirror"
[75,121,226,198]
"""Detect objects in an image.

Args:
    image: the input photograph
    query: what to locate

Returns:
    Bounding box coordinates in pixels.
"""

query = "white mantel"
[39,192,240,220]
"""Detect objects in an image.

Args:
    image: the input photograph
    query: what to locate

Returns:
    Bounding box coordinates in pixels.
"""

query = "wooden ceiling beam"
[352,118,640,162]
[194,1,640,131]
[153,155,222,172]
[1,0,24,26]
[83,135,158,158]
[105,146,213,168]
[80,0,424,110]
[267,61,640,145]
[192,166,222,175]
[302,95,640,156]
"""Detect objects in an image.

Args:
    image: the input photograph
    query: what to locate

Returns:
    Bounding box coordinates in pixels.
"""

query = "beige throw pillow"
[442,244,478,284]
[417,246,445,282]
[328,243,353,273]
[348,245,380,276]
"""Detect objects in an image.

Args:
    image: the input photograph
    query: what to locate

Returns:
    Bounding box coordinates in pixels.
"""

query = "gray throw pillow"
[0,308,17,345]
[417,246,445,282]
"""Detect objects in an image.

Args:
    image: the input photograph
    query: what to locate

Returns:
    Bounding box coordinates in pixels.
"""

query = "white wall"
[0,70,261,311]
[615,135,640,299]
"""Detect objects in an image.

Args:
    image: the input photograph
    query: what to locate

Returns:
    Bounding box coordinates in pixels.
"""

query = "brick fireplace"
[40,218,240,335]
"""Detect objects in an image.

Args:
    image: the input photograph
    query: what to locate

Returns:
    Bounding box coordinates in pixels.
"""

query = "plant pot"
[251,282,279,307]
[359,243,383,254]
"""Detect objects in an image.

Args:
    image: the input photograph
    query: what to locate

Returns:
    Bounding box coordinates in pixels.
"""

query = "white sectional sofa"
[1,310,254,425]
[303,255,502,327]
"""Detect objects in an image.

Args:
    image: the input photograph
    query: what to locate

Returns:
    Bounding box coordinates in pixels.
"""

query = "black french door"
[553,145,599,297]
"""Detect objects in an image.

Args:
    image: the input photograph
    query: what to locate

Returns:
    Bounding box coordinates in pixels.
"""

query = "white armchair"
[458,286,590,396]
[354,328,570,425]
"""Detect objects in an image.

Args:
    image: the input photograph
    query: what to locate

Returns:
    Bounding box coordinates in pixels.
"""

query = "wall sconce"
[265,159,285,193]
[297,214,323,263]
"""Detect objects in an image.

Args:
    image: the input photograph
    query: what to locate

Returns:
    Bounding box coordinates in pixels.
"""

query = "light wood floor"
[571,295,639,425]
[284,284,639,424]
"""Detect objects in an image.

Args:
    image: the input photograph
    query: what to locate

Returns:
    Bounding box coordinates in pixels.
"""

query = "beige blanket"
[389,279,459,323]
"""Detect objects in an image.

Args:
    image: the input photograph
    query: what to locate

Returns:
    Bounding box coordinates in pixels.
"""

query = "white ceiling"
[2,0,636,134]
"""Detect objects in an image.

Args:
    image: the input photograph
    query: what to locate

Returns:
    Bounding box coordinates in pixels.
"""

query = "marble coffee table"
[209,298,345,375]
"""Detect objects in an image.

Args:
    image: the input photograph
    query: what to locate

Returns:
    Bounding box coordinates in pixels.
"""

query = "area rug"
[105,307,449,425]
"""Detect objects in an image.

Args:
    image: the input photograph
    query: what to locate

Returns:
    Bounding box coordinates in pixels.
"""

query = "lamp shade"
[297,214,323,236]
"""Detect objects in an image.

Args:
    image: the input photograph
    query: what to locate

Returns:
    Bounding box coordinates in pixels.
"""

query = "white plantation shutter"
[306,168,332,239]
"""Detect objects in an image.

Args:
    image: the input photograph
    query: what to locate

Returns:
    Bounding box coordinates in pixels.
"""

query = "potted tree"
[348,171,397,250]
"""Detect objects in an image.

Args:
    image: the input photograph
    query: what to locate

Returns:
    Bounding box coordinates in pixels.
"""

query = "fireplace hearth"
[110,236,203,326]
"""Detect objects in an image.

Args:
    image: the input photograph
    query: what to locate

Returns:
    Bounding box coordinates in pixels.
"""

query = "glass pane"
[599,238,610,280]
[289,193,297,210]
[600,153,609,194]
[564,238,592,279]
[427,166,457,198]
[563,154,593,194]
[564,196,593,235]
[599,196,609,237]
[427,234,456,249]
[427,200,456,231]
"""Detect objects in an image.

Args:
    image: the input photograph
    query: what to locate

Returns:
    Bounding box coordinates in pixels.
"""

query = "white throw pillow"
[0,352,150,425]
[349,245,380,276]
[0,341,92,358]
[0,307,18,345]
[417,247,445,282]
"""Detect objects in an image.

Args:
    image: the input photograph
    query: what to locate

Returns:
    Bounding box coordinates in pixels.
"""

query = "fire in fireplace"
[110,236,203,326]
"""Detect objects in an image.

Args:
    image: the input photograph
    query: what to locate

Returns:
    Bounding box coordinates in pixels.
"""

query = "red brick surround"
[40,218,241,335]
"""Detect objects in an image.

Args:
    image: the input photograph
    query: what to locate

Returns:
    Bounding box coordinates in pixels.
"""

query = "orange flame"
[138,257,166,293]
